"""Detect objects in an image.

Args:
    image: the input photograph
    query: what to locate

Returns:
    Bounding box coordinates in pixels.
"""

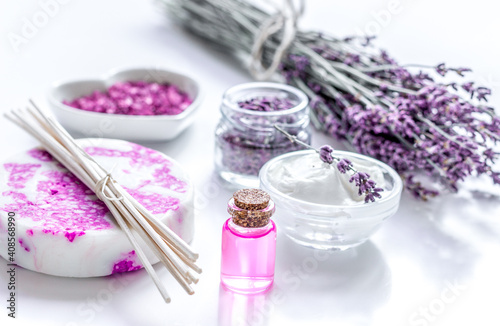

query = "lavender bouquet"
[161,0,500,200]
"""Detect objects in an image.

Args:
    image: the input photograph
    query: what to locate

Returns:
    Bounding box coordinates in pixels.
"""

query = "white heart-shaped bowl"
[47,67,202,142]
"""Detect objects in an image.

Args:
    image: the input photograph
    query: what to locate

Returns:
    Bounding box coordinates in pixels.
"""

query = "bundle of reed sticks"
[5,100,201,303]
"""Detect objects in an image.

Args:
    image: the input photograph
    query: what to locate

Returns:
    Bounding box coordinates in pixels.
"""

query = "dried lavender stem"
[274,124,316,151]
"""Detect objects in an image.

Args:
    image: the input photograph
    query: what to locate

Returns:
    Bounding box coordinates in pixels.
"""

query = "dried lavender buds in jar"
[63,81,192,116]
[237,97,296,112]
[215,82,311,187]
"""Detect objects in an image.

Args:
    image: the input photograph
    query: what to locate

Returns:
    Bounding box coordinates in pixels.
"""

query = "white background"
[1,0,500,325]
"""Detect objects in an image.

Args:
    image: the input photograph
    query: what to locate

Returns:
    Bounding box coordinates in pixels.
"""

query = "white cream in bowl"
[266,153,386,206]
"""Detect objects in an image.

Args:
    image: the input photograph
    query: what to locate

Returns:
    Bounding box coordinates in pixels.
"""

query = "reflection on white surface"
[271,238,391,325]
[218,285,271,326]
[217,237,391,326]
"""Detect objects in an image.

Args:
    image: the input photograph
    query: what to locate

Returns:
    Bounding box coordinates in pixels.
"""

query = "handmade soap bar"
[0,139,194,277]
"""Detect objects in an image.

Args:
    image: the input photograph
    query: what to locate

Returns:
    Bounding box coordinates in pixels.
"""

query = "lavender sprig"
[274,125,383,203]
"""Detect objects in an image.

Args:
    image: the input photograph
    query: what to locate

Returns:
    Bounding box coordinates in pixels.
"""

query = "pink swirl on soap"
[85,144,187,193]
[1,191,27,202]
[85,144,168,168]
[4,163,41,189]
[152,165,187,193]
[28,148,54,162]
[111,250,142,274]
[123,187,180,214]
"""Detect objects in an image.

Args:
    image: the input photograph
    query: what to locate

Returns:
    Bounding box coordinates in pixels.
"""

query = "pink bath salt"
[63,81,193,116]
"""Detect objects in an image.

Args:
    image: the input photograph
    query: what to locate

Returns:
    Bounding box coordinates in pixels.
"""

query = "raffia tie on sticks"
[5,100,202,303]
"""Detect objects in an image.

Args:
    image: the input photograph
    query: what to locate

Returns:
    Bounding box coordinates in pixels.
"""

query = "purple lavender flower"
[435,64,471,77]
[349,172,384,202]
[462,82,474,93]
[336,158,352,173]
[493,172,500,185]
[476,87,491,102]
[483,149,497,162]
[319,145,334,164]
[289,54,310,78]
[455,67,472,76]
[436,63,448,76]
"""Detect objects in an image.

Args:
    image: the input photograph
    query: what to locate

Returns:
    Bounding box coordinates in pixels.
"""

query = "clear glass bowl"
[259,150,403,250]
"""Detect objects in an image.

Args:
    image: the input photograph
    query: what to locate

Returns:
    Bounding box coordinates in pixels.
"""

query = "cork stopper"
[233,189,270,210]
[228,189,275,228]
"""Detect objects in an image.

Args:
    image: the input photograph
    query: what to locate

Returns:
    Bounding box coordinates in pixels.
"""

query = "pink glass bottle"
[221,189,277,294]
